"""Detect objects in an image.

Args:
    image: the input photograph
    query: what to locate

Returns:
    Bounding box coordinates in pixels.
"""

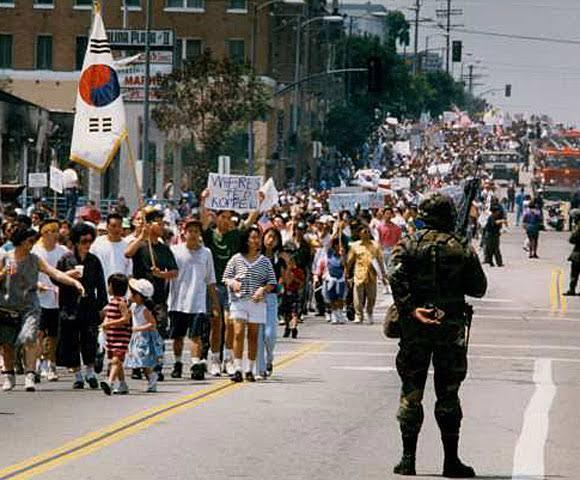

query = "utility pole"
[468,64,473,94]
[436,0,462,74]
[142,0,152,194]
[413,0,420,75]
[445,0,450,73]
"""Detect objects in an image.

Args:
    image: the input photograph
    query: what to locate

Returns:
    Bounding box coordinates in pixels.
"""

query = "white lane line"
[303,351,580,364]
[475,314,580,322]
[512,359,556,479]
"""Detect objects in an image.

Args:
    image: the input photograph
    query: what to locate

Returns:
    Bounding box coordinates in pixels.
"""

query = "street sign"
[218,156,231,175]
[107,29,175,50]
[116,51,173,103]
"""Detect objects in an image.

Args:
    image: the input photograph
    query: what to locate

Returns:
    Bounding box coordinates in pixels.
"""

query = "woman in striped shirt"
[100,274,131,395]
[222,226,277,382]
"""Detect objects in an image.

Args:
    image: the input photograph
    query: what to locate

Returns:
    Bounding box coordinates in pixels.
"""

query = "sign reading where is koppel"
[107,29,175,50]
[206,173,263,213]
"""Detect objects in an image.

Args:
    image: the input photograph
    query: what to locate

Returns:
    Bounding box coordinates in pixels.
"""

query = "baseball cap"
[128,278,154,298]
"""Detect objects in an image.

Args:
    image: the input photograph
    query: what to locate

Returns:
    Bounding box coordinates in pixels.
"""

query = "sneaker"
[100,380,112,396]
[86,375,99,389]
[171,361,183,379]
[47,368,59,382]
[146,373,158,393]
[209,358,221,377]
[330,312,338,325]
[230,370,243,383]
[367,314,374,325]
[278,319,285,326]
[113,381,129,395]
[245,371,256,382]
[2,372,16,392]
[353,315,363,324]
[325,312,332,323]
[266,362,273,377]
[190,363,205,381]
[563,291,576,296]
[73,379,84,389]
[24,372,36,392]
[223,357,235,376]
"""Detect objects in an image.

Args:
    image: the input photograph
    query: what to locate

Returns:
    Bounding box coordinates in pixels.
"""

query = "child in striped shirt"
[100,274,131,396]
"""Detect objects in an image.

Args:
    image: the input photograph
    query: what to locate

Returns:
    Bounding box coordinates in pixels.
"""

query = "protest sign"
[427,163,452,176]
[329,192,385,213]
[353,169,381,189]
[205,173,262,212]
[259,177,279,212]
[394,141,411,157]
[49,166,64,194]
[28,173,48,188]
[389,177,411,191]
[331,186,363,194]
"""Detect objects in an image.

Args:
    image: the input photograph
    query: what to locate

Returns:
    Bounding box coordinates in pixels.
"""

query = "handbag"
[383,303,401,339]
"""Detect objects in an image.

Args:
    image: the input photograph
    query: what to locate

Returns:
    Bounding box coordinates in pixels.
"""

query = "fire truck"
[534,132,580,201]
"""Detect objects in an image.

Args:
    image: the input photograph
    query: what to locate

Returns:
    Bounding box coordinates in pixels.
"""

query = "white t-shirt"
[90,236,132,283]
[167,243,216,314]
[31,243,68,309]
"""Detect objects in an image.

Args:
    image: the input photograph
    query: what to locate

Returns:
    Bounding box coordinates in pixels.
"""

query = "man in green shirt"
[200,190,262,375]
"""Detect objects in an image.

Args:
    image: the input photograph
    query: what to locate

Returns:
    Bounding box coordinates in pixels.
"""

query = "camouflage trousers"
[395,325,467,437]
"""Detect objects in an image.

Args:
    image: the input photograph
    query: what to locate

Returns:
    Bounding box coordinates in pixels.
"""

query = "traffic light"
[505,84,512,97]
[368,56,384,93]
[452,40,462,63]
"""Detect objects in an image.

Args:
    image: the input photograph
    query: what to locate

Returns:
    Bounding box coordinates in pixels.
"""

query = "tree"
[385,11,410,53]
[153,49,271,193]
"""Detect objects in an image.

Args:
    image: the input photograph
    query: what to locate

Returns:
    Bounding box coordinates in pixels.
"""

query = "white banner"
[329,192,385,213]
[427,163,452,176]
[49,166,64,193]
[259,177,279,212]
[394,141,411,157]
[28,173,48,189]
[389,177,411,191]
[70,3,127,171]
[206,173,262,212]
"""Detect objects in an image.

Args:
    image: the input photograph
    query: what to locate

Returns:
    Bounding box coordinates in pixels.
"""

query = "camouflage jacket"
[388,229,487,331]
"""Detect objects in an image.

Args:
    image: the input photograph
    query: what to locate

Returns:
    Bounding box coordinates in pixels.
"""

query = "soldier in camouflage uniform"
[388,193,487,478]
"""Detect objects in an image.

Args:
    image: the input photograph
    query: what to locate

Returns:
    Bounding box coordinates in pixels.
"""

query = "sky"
[341,0,580,126]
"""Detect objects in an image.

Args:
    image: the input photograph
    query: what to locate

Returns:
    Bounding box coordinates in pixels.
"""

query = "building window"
[228,0,247,10]
[0,1,16,9]
[227,39,245,65]
[166,0,204,9]
[75,36,88,70]
[34,0,54,7]
[36,35,53,70]
[0,35,12,68]
[74,0,92,6]
[126,0,140,5]
[175,39,202,68]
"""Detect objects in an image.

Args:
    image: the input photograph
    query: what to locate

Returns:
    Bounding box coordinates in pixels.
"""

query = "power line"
[426,25,580,45]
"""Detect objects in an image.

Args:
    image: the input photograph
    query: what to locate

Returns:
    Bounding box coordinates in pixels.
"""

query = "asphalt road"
[1,223,579,480]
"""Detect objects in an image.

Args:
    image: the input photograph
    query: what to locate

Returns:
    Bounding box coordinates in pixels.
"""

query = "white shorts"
[229,299,267,324]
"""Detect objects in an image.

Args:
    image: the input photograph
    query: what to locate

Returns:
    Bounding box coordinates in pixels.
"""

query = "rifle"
[455,153,483,240]
[455,154,482,352]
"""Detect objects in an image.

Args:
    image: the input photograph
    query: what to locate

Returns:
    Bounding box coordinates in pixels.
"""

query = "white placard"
[28,173,48,188]
[329,192,385,213]
[389,177,411,191]
[49,166,64,194]
[394,141,411,157]
[259,177,279,212]
[206,173,262,212]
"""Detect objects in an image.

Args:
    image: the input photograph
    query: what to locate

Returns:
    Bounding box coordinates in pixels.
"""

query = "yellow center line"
[550,269,558,313]
[558,268,568,314]
[0,341,325,480]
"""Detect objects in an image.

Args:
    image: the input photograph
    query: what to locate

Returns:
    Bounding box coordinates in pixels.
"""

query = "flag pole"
[124,135,157,269]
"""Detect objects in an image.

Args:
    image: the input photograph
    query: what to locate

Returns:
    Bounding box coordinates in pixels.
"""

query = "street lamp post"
[248,0,305,175]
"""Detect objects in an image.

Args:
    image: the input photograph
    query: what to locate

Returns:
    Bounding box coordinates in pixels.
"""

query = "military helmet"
[417,192,457,231]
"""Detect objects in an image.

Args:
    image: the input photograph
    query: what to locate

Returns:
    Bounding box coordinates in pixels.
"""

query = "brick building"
[0,0,337,204]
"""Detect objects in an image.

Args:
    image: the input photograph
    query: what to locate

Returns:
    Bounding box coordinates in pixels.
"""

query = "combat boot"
[394,434,418,476]
[441,434,475,478]
[393,454,416,476]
